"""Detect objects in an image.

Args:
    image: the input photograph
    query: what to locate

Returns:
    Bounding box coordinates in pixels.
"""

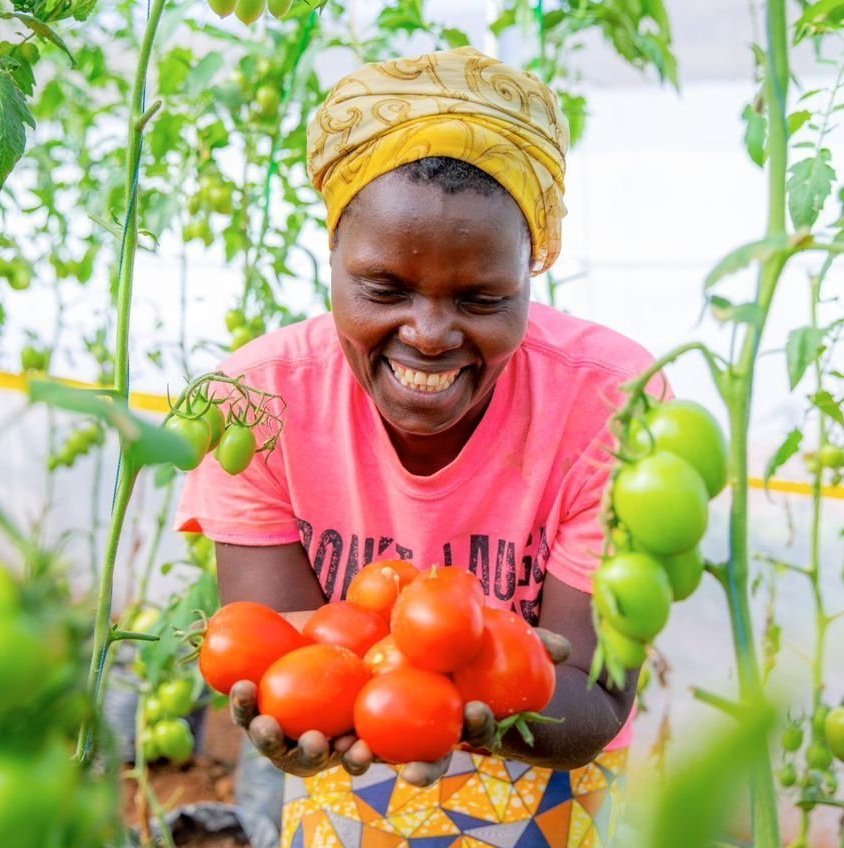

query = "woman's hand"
[229,626,571,785]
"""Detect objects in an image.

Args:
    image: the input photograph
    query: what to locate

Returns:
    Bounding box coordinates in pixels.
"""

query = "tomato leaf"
[0,12,74,63]
[741,102,767,167]
[708,296,764,327]
[440,27,469,48]
[0,66,34,190]
[28,379,196,469]
[794,0,844,42]
[788,109,812,137]
[703,235,790,290]
[787,150,836,230]
[764,429,803,489]
[785,325,826,389]
[810,389,844,427]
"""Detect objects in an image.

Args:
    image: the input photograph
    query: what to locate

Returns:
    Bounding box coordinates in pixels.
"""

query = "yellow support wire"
[0,370,842,500]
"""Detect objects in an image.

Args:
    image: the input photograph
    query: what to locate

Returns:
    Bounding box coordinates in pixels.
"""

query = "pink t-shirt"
[176,301,661,749]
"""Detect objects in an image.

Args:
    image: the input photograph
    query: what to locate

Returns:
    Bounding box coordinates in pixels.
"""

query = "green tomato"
[165,415,212,471]
[660,547,705,601]
[267,0,293,17]
[230,325,256,351]
[781,723,804,753]
[141,727,161,762]
[143,695,164,724]
[20,345,46,372]
[805,742,833,770]
[208,0,237,17]
[629,400,729,498]
[599,620,648,669]
[818,444,844,469]
[823,706,844,761]
[201,400,226,450]
[158,678,195,718]
[15,42,39,64]
[216,425,257,475]
[593,552,673,641]
[812,705,830,735]
[153,718,195,764]
[234,0,266,24]
[254,84,281,118]
[187,194,202,216]
[612,452,709,556]
[778,763,797,787]
[0,615,52,716]
[225,308,246,331]
[209,185,233,214]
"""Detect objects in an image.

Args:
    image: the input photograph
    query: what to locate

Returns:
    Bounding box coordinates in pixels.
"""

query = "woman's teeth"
[389,361,460,393]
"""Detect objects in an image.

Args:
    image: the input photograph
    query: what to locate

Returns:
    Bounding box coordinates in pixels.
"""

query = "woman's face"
[330,170,532,444]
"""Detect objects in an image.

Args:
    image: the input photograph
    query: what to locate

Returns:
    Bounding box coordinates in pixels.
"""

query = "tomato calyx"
[491,710,563,750]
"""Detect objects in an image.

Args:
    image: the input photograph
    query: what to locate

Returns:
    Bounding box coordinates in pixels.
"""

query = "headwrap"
[307,46,570,275]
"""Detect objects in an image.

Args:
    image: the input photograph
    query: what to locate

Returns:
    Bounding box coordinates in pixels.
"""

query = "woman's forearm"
[496,665,637,770]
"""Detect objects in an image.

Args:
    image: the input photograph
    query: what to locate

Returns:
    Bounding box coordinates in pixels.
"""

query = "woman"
[177,46,660,848]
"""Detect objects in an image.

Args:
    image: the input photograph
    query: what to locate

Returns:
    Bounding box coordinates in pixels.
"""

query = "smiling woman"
[175,46,665,848]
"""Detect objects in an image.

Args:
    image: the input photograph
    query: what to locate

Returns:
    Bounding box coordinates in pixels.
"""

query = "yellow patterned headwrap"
[307,47,570,275]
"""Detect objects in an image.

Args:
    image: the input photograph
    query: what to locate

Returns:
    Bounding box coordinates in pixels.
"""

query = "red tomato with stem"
[363,634,411,676]
[346,559,419,618]
[303,601,389,657]
[354,668,464,763]
[453,608,556,719]
[199,601,308,695]
[414,565,485,606]
[259,644,370,740]
[391,569,484,673]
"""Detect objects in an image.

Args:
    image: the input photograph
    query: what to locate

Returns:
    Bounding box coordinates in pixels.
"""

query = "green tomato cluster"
[47,423,105,471]
[776,705,844,798]
[0,566,121,848]
[140,679,197,765]
[165,392,258,476]
[595,399,728,672]
[207,0,294,24]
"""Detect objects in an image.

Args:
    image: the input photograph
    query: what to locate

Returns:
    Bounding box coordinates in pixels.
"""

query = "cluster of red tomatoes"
[199,561,557,764]
[594,399,729,672]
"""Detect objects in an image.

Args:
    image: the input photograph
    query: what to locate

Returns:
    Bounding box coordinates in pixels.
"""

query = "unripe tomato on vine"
[207,0,237,17]
[234,0,265,24]
[216,424,256,475]
[267,0,293,17]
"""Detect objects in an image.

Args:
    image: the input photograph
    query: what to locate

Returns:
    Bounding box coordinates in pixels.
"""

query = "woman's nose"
[397,302,463,355]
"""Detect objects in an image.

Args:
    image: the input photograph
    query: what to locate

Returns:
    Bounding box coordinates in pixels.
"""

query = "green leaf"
[708,295,764,327]
[0,12,74,63]
[810,389,844,427]
[70,0,98,21]
[489,8,516,37]
[788,109,812,137]
[704,235,790,290]
[794,0,844,42]
[785,325,826,389]
[186,52,224,99]
[560,92,587,147]
[440,27,470,48]
[741,102,767,167]
[28,380,196,469]
[764,429,803,487]
[0,68,34,190]
[787,150,836,230]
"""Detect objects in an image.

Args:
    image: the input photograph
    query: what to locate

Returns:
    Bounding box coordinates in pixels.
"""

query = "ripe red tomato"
[629,400,729,498]
[612,452,709,556]
[199,601,308,695]
[391,569,484,673]
[303,601,389,657]
[363,634,411,676]
[415,565,485,606]
[354,668,463,763]
[259,644,370,740]
[453,608,555,719]
[593,552,673,641]
[346,559,419,618]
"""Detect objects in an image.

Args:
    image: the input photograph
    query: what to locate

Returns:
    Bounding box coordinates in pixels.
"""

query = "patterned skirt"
[280,748,628,848]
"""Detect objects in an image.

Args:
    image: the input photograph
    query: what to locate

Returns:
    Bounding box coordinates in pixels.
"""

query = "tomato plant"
[258,643,370,739]
[354,668,463,763]
[199,601,307,694]
[391,568,485,673]
[453,608,556,719]
[303,601,390,656]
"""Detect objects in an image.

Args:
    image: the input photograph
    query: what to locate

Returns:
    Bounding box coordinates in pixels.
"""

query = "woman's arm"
[498,573,638,770]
